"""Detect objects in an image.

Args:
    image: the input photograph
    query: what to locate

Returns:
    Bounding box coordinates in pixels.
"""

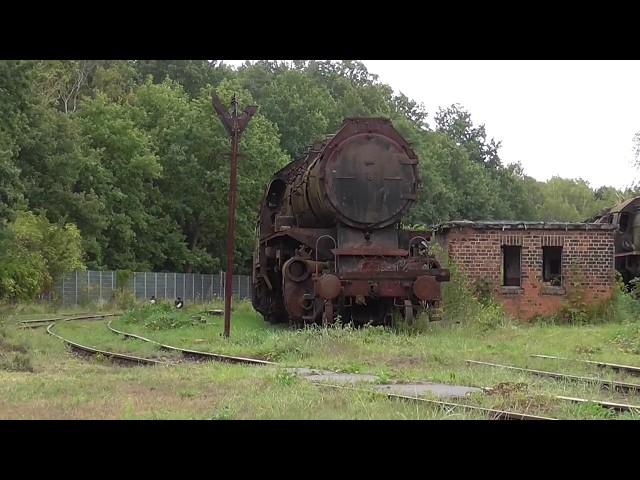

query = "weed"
[572,401,617,419]
[612,323,640,354]
[375,371,391,384]
[211,406,235,420]
[574,344,602,355]
[0,352,34,372]
[338,363,363,374]
[275,370,297,386]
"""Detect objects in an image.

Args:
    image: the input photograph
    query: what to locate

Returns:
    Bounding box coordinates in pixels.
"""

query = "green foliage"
[0,351,34,372]
[612,323,640,354]
[259,69,339,158]
[0,211,85,300]
[275,370,298,386]
[1,58,637,293]
[121,303,204,330]
[0,321,33,372]
[438,255,510,331]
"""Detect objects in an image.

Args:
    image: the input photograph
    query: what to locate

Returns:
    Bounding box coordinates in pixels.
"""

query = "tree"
[76,92,162,270]
[435,104,502,168]
[260,70,339,158]
[133,60,231,97]
[130,78,288,273]
[33,60,97,114]
[0,211,85,300]
[0,61,32,222]
[536,177,603,222]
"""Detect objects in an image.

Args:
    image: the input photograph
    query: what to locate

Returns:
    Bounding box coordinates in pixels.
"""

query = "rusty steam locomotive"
[251,118,449,326]
[591,195,640,283]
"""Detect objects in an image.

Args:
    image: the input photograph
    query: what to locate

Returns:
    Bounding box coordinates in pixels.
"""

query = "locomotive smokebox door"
[324,136,417,229]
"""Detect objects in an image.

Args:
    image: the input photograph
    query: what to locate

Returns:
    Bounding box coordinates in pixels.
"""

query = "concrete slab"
[286,367,378,384]
[285,367,335,376]
[373,383,482,398]
[285,367,378,384]
[304,373,379,384]
[286,367,483,398]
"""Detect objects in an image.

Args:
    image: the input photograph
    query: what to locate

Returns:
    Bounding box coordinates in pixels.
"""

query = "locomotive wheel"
[404,299,415,324]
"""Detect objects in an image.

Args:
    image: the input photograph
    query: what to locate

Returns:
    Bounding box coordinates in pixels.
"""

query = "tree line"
[0,60,637,300]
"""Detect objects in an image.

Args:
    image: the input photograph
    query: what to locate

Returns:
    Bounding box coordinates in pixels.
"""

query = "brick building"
[434,221,617,320]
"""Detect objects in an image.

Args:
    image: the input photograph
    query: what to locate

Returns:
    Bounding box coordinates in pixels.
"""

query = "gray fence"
[54,271,252,306]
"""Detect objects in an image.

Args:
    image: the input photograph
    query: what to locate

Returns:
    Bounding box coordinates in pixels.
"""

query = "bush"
[121,303,204,330]
[0,211,85,302]
[537,278,640,326]
[112,289,136,311]
[439,257,510,331]
[0,352,34,372]
[0,320,34,372]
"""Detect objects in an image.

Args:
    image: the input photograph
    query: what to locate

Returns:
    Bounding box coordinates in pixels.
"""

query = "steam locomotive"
[251,118,449,326]
[591,195,640,283]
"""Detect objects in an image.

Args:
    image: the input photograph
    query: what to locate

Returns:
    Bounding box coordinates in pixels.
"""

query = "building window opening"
[502,246,521,287]
[543,246,562,286]
[620,212,630,232]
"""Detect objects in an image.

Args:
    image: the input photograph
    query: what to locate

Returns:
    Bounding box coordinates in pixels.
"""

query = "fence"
[54,271,252,306]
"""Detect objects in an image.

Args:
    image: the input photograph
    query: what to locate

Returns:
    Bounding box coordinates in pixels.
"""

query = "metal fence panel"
[55,270,251,305]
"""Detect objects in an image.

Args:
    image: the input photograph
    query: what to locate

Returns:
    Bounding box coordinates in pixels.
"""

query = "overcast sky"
[225,60,640,190]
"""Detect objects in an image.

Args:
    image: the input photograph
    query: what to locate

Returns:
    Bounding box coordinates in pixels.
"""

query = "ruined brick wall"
[436,227,616,320]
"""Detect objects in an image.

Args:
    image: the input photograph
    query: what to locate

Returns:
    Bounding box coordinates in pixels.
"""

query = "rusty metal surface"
[588,195,640,283]
[338,269,449,281]
[251,118,449,326]
[331,247,410,256]
[316,274,341,299]
[293,118,420,230]
[413,275,441,301]
[213,94,257,338]
[600,195,640,215]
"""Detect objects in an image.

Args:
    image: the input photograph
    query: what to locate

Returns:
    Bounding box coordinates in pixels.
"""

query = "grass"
[2,292,640,419]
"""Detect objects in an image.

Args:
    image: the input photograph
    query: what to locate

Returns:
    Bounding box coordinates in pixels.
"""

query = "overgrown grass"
[120,303,209,331]
[0,316,34,372]
[2,283,640,419]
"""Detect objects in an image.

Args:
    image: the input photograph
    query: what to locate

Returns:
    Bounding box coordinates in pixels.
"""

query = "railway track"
[531,354,640,376]
[106,320,275,366]
[38,316,640,418]
[467,359,640,394]
[315,383,556,420]
[46,323,171,367]
[481,386,640,413]
[18,313,120,329]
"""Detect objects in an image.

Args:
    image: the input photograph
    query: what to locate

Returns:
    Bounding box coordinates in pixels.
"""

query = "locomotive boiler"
[251,118,449,326]
[591,195,640,283]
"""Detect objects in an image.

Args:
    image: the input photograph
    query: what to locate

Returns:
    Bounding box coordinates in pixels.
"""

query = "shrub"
[121,303,201,330]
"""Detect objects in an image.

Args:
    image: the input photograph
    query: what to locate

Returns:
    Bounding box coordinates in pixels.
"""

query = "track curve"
[47,322,172,366]
[106,320,275,366]
[19,313,120,329]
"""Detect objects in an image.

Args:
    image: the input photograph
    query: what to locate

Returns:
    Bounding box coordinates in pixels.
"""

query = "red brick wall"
[437,227,616,320]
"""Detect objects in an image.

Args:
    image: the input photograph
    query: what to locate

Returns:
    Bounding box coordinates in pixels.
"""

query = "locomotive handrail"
[314,234,338,326]
[314,234,338,275]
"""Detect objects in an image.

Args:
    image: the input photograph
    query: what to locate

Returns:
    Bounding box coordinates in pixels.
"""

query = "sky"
[224,60,640,190]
